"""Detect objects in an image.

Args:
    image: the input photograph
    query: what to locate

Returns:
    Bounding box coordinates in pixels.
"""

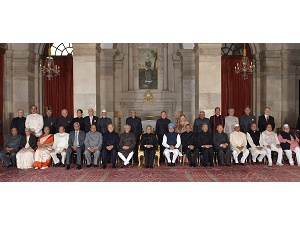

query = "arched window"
[50,43,73,56]
[221,43,252,56]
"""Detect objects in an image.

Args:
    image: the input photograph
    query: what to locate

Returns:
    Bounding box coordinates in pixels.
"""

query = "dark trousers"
[133,136,140,163]
[66,146,83,165]
[143,150,155,167]
[102,149,117,167]
[200,147,214,166]
[183,148,199,165]
[158,135,165,162]
[0,149,18,166]
[216,147,231,165]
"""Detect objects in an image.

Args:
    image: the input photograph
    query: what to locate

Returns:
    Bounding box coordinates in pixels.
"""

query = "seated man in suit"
[181,124,198,167]
[246,123,267,164]
[84,108,98,133]
[258,107,275,132]
[65,122,86,170]
[0,127,21,167]
[102,124,119,169]
[196,123,214,167]
[84,125,102,168]
[230,124,249,165]
[261,124,283,167]
[50,125,69,166]
[140,125,158,168]
[162,123,181,166]
[278,124,300,166]
[118,124,136,166]
[213,125,231,166]
[10,109,26,135]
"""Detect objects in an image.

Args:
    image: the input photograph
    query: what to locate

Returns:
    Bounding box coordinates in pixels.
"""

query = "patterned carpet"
[1,162,300,182]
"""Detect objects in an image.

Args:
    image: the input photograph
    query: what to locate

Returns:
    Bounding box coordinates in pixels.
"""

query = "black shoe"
[6,163,13,168]
[76,165,82,170]
[241,163,246,166]
[150,165,154,169]
[189,163,193,167]
[112,165,116,169]
[168,163,171,167]
[54,162,61,167]
[145,165,149,168]
[86,164,92,168]
[210,163,214,167]
[172,163,175,167]
[203,164,207,167]
[226,164,231,167]
[93,164,98,168]
[102,165,107,169]
[65,165,70,170]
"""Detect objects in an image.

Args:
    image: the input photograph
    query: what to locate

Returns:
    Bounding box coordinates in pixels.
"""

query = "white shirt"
[25,113,43,137]
[261,130,280,146]
[162,134,181,149]
[230,131,247,151]
[224,116,239,135]
[52,132,69,152]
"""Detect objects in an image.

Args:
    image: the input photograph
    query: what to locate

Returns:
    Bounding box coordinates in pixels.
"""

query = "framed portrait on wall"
[138,48,158,89]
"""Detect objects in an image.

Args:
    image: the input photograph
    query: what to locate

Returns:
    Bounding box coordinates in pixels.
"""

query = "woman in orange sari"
[34,126,54,169]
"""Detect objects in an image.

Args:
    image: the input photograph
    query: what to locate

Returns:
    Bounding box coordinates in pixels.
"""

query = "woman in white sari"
[33,126,54,169]
[16,128,37,169]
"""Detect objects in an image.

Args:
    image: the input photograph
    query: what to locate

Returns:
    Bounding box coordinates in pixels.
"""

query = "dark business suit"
[213,132,231,165]
[66,130,86,165]
[0,134,21,166]
[84,116,99,133]
[71,117,85,131]
[258,115,275,132]
[196,131,214,166]
[57,116,72,133]
[20,134,37,150]
[140,132,158,167]
[43,116,57,134]
[102,131,119,167]
[126,116,142,163]
[155,118,171,162]
[181,131,199,166]
[96,117,112,134]
[10,117,26,135]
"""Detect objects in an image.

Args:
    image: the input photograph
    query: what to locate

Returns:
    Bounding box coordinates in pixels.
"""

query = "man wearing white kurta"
[230,124,249,165]
[162,123,181,166]
[246,123,267,164]
[25,105,43,137]
[261,124,283,166]
[50,126,69,165]
[224,108,239,136]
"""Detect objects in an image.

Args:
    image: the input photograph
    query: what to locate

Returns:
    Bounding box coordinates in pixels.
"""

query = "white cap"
[101,109,107,113]
[283,124,289,127]
[234,124,240,127]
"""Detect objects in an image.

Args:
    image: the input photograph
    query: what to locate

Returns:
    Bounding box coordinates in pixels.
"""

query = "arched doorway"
[42,43,74,118]
[221,43,253,118]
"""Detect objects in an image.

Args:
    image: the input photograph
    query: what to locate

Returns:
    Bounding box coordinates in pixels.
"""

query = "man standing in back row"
[258,107,275,132]
[97,109,112,134]
[155,111,171,163]
[126,109,142,164]
[56,109,72,133]
[240,106,256,133]
[84,108,98,133]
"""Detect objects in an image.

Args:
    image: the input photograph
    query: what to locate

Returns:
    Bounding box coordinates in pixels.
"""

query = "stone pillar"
[99,49,119,120]
[172,52,182,120]
[163,43,168,91]
[128,44,134,91]
[3,44,36,136]
[73,43,100,117]
[177,49,195,123]
[194,43,222,117]
[259,44,283,128]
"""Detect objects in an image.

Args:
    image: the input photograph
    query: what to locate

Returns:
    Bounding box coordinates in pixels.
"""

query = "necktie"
[266,116,269,123]
[90,116,93,125]
[74,131,78,146]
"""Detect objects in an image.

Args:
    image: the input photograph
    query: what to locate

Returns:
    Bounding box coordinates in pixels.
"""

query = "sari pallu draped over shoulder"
[33,134,54,168]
